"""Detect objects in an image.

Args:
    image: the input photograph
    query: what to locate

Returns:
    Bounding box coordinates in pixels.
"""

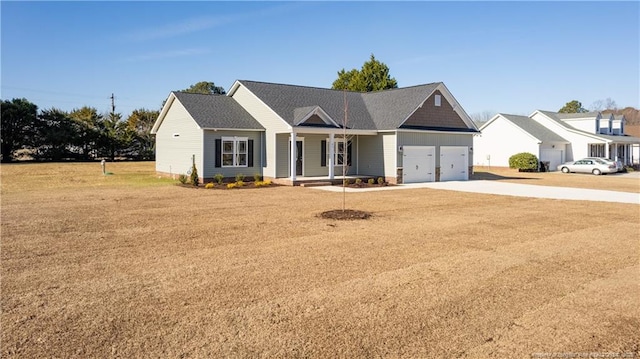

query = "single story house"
[151,80,480,185]
[474,110,640,170]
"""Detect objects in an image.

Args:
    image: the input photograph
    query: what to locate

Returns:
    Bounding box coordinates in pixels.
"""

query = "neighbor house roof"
[499,113,569,143]
[173,92,264,130]
[534,110,640,144]
[554,111,600,120]
[237,80,475,132]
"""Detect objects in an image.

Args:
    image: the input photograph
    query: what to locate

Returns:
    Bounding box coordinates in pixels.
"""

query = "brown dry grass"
[2,162,639,358]
[472,166,640,193]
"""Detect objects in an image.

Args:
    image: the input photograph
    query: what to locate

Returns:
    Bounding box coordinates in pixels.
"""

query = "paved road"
[314,180,640,205]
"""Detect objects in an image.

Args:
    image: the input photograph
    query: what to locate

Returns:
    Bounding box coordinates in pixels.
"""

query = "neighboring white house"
[474,113,569,170]
[474,110,640,170]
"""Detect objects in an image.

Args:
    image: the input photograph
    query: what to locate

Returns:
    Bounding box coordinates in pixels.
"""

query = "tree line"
[0,81,226,163]
[1,99,158,163]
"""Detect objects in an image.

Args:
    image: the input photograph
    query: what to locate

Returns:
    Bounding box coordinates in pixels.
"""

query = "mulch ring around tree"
[319,209,372,220]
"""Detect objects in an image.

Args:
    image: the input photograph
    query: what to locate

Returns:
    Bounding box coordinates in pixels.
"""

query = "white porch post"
[613,143,618,161]
[328,133,335,179]
[290,131,297,181]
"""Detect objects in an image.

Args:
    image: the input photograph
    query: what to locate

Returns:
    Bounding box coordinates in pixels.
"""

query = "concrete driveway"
[314,180,640,204]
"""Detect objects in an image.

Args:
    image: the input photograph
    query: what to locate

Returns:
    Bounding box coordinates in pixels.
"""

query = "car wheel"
[592,168,601,175]
[561,167,570,173]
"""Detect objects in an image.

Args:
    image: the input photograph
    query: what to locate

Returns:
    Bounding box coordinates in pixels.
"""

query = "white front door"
[402,146,435,183]
[440,146,468,181]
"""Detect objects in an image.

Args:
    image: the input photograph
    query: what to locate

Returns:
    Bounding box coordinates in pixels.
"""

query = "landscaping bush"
[253,173,262,182]
[235,180,245,187]
[355,178,362,185]
[368,178,375,185]
[205,182,214,189]
[508,152,539,171]
[235,173,245,182]
[343,178,350,186]
[377,177,384,185]
[213,173,224,185]
[190,163,199,186]
[227,183,237,189]
[178,174,188,184]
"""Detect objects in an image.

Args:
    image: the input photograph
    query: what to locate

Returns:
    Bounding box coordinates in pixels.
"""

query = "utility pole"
[110,93,115,113]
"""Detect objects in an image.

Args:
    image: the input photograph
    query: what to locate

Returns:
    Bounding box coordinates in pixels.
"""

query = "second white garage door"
[440,146,469,181]
[403,146,435,183]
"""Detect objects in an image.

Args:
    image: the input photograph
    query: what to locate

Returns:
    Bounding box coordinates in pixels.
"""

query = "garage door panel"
[540,149,563,172]
[440,146,468,181]
[403,146,435,183]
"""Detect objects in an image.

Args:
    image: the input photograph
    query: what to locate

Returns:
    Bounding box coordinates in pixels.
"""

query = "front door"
[295,141,303,176]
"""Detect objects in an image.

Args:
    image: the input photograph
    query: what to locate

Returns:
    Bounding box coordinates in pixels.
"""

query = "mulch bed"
[319,209,372,220]
[177,183,278,190]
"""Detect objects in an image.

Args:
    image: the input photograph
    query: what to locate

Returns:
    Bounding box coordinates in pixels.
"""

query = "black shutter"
[248,139,254,167]
[215,139,221,168]
[321,140,326,167]
[347,141,352,166]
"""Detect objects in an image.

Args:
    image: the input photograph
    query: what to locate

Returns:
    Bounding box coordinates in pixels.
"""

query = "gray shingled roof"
[173,92,264,130]
[239,80,462,131]
[500,114,568,143]
[536,110,640,143]
[554,111,600,120]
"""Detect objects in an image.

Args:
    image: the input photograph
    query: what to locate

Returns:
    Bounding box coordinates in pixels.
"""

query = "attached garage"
[440,146,469,181]
[402,146,435,183]
[540,148,564,172]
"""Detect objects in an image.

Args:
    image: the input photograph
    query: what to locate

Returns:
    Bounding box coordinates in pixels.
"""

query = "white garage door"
[403,146,435,183]
[440,146,468,181]
[540,149,563,172]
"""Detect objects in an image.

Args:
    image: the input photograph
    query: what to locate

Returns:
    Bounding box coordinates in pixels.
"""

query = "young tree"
[332,54,398,92]
[1,98,38,162]
[558,100,588,113]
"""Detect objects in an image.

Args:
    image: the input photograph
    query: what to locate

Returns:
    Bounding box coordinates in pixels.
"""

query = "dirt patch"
[319,209,372,220]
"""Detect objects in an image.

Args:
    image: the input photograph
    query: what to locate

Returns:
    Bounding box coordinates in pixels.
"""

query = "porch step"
[300,181,333,187]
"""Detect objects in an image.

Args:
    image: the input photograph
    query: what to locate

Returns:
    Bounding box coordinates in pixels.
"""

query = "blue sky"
[2,1,638,119]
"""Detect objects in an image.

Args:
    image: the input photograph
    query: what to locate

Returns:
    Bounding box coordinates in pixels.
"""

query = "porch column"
[613,143,618,161]
[328,133,335,179]
[290,132,296,181]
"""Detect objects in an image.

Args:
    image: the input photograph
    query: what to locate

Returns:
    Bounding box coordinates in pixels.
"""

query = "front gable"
[400,90,471,131]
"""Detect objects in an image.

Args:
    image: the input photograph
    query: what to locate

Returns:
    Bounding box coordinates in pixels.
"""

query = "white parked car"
[584,157,623,172]
[557,158,618,175]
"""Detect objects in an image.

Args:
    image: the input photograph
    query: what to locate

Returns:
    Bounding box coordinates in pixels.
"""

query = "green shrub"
[235,180,245,187]
[253,173,262,182]
[355,178,362,185]
[508,152,539,171]
[189,163,199,186]
[235,173,245,182]
[178,174,188,184]
[368,178,375,185]
[213,173,224,184]
[377,177,384,185]
[343,178,350,186]
[205,182,214,189]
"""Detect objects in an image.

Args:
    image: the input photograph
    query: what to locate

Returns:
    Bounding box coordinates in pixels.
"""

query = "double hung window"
[222,137,248,167]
